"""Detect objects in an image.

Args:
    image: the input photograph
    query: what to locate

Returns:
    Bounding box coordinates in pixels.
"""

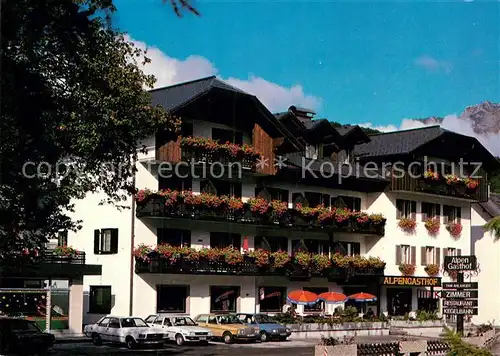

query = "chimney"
[289,106,316,124]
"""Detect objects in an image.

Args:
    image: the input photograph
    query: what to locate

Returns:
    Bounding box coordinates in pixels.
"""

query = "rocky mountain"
[417,101,500,135]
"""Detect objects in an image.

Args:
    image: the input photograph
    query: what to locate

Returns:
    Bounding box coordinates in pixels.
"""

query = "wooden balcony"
[390,175,488,202]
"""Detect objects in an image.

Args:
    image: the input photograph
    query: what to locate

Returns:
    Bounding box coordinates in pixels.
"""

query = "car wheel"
[223,332,233,344]
[125,336,136,349]
[92,333,102,346]
[175,334,185,346]
[260,331,269,342]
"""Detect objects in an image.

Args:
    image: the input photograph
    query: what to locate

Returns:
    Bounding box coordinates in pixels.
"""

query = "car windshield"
[8,319,41,332]
[218,315,242,324]
[255,315,277,324]
[170,317,196,326]
[120,318,148,327]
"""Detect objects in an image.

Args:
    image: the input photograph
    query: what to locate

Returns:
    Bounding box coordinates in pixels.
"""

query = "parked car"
[0,317,55,354]
[235,313,292,342]
[144,314,213,346]
[194,313,259,344]
[83,315,168,349]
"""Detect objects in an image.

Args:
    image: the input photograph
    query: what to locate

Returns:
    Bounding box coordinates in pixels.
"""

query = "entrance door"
[387,288,412,316]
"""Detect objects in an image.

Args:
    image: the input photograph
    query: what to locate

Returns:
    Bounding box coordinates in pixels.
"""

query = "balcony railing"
[390,174,488,202]
[42,250,86,264]
[134,253,385,281]
[135,191,387,236]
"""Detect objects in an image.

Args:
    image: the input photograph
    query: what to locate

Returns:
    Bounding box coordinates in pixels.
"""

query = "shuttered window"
[421,202,441,221]
[421,246,441,265]
[395,245,415,265]
[396,199,416,219]
[443,205,462,224]
[94,229,118,255]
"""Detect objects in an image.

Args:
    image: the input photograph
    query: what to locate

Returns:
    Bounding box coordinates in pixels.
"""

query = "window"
[395,245,415,265]
[444,248,461,257]
[196,315,208,323]
[295,239,330,254]
[145,315,157,324]
[154,318,163,326]
[443,205,461,224]
[157,228,191,247]
[332,196,361,211]
[303,287,328,312]
[339,241,361,256]
[93,228,118,254]
[421,202,441,221]
[210,286,239,312]
[421,246,440,265]
[258,287,286,312]
[158,176,192,191]
[89,286,112,314]
[267,188,289,204]
[212,128,243,145]
[108,318,120,328]
[396,199,417,219]
[97,317,110,327]
[157,285,188,313]
[201,179,242,197]
[292,193,307,208]
[57,231,68,246]
[305,192,330,207]
[305,144,320,159]
[254,236,288,252]
[181,121,193,137]
[210,232,241,249]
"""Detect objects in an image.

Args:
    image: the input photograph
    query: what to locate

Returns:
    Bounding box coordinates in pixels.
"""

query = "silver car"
[145,314,213,345]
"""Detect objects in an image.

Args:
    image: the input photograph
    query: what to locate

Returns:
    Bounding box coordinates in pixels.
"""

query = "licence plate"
[280,333,287,336]
[199,337,206,340]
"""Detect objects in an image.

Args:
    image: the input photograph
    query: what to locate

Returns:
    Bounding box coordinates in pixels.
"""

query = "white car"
[83,316,168,349]
[145,314,213,346]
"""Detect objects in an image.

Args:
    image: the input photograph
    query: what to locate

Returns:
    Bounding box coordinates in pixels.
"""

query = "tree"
[0,0,196,263]
[443,328,492,356]
[484,216,500,241]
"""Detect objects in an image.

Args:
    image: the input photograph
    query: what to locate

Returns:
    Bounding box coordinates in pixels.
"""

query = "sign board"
[442,282,478,289]
[443,290,478,299]
[381,276,441,287]
[443,256,477,271]
[443,299,478,307]
[443,308,478,315]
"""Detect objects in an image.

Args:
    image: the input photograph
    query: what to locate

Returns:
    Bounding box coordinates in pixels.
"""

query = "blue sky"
[114,0,499,128]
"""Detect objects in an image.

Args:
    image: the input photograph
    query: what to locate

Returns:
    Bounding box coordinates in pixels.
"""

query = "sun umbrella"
[347,292,377,302]
[287,290,319,305]
[318,292,347,304]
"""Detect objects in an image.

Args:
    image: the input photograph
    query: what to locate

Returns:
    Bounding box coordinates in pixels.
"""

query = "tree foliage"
[0,0,197,263]
[484,216,500,241]
[443,328,492,356]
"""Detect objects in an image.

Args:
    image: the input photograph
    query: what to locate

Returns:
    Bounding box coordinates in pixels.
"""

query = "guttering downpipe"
[129,159,137,316]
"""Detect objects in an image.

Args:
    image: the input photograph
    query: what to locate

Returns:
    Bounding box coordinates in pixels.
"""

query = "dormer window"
[305,144,323,159]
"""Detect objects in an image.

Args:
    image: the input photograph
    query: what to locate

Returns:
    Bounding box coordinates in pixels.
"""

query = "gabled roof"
[354,126,444,158]
[149,76,249,111]
[476,193,500,218]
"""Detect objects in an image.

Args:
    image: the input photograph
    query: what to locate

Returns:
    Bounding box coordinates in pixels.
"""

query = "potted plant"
[225,196,244,220]
[133,244,153,266]
[424,217,440,236]
[248,249,271,268]
[446,222,463,238]
[399,263,416,276]
[198,247,221,264]
[269,199,288,223]
[464,177,479,192]
[271,250,290,269]
[334,208,351,228]
[221,247,244,266]
[135,188,152,204]
[312,254,331,273]
[246,197,270,220]
[331,253,350,268]
[292,251,312,270]
[444,174,463,185]
[294,203,318,225]
[423,169,440,181]
[425,264,440,277]
[398,217,417,233]
[53,245,78,258]
[155,244,179,266]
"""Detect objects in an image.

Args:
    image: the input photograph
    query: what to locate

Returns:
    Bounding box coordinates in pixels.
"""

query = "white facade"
[67,118,480,325]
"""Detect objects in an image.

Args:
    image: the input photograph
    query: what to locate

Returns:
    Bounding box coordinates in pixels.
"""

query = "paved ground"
[50,340,316,355]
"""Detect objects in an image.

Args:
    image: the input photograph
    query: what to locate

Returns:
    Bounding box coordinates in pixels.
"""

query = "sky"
[114,0,500,154]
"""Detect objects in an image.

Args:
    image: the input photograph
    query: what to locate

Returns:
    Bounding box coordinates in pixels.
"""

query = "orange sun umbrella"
[287,290,319,305]
[318,292,347,304]
[347,292,377,302]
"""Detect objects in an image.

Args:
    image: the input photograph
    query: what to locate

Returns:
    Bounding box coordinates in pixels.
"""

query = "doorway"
[387,288,412,316]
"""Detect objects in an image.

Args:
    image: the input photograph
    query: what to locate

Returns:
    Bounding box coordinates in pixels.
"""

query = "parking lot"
[50,339,317,356]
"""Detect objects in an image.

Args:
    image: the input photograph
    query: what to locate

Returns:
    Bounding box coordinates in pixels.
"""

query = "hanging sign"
[443,299,478,307]
[443,290,478,299]
[443,256,477,271]
[443,308,478,315]
[442,282,478,289]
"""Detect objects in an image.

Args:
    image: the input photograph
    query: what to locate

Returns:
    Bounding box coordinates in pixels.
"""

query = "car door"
[145,315,157,326]
[161,317,174,338]
[94,317,110,340]
[195,315,209,333]
[210,316,224,337]
[107,317,121,343]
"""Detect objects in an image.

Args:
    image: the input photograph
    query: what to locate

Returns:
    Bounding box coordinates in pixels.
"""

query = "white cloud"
[361,115,500,157]
[127,35,321,112]
[414,55,452,73]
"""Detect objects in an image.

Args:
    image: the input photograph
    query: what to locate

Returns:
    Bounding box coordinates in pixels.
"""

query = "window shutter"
[435,204,441,217]
[457,249,462,256]
[457,208,462,223]
[435,248,441,266]
[443,248,449,257]
[395,246,402,264]
[421,247,427,266]
[396,200,403,219]
[411,246,416,265]
[354,198,361,211]
[94,229,100,254]
[110,229,119,254]
[411,201,417,220]
[321,194,330,207]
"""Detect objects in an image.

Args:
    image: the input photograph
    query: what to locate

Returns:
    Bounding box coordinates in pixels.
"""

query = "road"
[50,340,316,356]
